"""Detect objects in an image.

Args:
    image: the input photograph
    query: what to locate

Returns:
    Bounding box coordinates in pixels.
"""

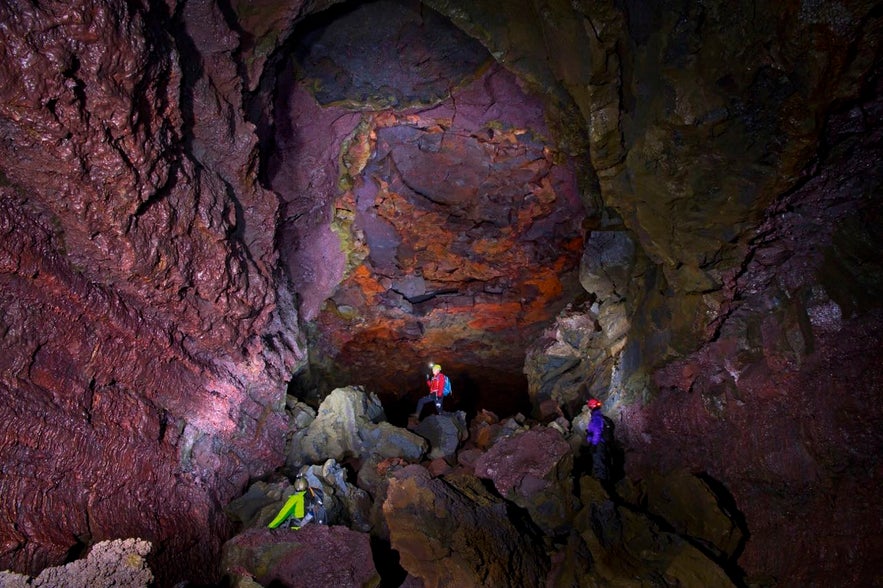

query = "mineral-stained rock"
[473,427,576,535]
[0,538,153,588]
[383,465,549,587]
[0,0,302,583]
[221,526,380,588]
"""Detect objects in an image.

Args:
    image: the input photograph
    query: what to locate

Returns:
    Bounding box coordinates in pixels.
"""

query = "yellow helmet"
[432,363,442,372]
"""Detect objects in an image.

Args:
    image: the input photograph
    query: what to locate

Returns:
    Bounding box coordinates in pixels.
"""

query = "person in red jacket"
[415,363,446,419]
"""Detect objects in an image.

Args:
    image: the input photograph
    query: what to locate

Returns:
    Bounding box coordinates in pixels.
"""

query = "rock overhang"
[266,0,592,407]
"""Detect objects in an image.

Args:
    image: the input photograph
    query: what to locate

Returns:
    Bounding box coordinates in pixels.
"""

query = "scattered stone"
[287,386,427,468]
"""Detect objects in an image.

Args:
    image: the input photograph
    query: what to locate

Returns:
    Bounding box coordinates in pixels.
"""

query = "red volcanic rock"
[383,465,550,587]
[221,526,380,588]
[618,88,883,586]
[0,0,302,583]
[473,427,577,535]
[273,56,587,401]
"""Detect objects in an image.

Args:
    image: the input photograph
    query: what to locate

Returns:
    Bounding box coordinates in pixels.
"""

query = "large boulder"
[412,410,469,460]
[383,466,549,587]
[473,427,577,535]
[287,386,427,467]
[635,469,745,560]
[221,526,380,588]
[568,476,736,586]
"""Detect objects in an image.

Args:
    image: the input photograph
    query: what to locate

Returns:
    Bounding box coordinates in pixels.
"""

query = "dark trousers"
[592,442,609,481]
[416,394,441,417]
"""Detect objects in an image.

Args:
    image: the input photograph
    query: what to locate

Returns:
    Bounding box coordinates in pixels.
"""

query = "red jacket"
[428,373,446,398]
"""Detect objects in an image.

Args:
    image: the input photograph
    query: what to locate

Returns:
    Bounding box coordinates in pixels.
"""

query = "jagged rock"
[579,230,636,302]
[297,460,374,532]
[473,427,577,535]
[383,466,549,587]
[287,386,427,467]
[456,448,484,472]
[468,410,504,450]
[412,410,469,460]
[355,456,413,540]
[224,480,294,530]
[633,469,745,559]
[426,457,454,477]
[0,539,153,587]
[572,476,736,586]
[0,0,879,586]
[221,526,380,588]
[285,398,317,430]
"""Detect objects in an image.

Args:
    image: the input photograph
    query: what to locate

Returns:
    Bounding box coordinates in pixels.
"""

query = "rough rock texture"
[411,410,469,461]
[383,465,550,587]
[270,0,588,410]
[287,386,427,467]
[566,477,736,587]
[221,526,380,588]
[0,538,153,588]
[473,427,576,535]
[0,0,303,583]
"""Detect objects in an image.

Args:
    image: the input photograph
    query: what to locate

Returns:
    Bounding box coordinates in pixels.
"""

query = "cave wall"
[0,0,304,582]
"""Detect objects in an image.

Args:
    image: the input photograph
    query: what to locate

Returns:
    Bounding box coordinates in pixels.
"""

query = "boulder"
[221,526,380,588]
[287,386,427,467]
[571,476,736,586]
[383,466,549,587]
[356,456,413,540]
[473,427,577,535]
[635,469,745,559]
[412,410,469,460]
[224,479,294,530]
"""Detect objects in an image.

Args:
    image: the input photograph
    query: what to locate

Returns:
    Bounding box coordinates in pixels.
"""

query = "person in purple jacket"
[586,398,609,481]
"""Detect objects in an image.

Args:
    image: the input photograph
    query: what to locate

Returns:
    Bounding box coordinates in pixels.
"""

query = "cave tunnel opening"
[262,0,590,421]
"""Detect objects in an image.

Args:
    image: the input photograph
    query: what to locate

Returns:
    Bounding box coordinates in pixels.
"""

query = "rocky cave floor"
[2,386,749,588]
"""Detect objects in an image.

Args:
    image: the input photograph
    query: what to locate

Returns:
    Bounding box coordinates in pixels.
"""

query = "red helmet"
[587,398,602,410]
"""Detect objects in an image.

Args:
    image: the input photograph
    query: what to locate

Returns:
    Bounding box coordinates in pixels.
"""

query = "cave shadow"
[604,465,751,588]
[370,535,408,588]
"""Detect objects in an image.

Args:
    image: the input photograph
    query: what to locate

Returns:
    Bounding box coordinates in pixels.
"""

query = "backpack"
[443,376,452,397]
[601,415,614,443]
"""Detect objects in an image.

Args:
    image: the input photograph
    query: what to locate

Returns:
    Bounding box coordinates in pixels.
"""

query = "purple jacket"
[587,411,605,445]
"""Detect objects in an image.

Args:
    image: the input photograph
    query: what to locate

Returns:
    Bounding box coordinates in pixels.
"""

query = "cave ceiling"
[268,0,591,406]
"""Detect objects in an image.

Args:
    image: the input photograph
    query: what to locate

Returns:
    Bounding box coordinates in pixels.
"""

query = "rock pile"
[220,386,744,587]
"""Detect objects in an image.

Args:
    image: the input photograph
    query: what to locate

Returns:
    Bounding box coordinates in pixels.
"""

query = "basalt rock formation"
[0,0,880,586]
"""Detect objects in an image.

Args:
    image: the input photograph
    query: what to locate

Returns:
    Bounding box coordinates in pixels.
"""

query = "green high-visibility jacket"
[267,491,306,529]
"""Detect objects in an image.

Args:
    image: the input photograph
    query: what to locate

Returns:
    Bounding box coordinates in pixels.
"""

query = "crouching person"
[268,476,327,530]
